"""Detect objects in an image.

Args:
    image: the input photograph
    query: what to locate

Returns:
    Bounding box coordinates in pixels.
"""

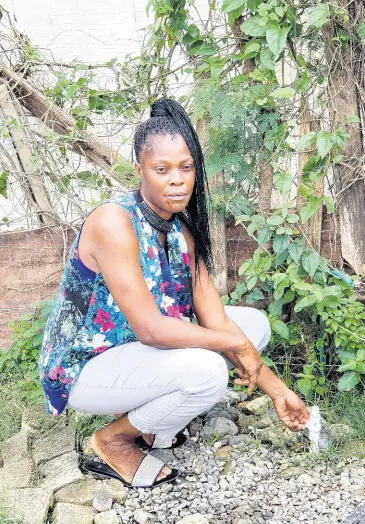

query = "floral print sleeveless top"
[39,192,194,416]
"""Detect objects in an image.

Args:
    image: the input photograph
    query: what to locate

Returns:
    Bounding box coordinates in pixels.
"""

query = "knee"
[225,305,271,352]
[180,349,228,400]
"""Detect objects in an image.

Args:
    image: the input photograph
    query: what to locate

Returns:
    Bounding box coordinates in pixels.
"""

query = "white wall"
[2,0,150,63]
[0,0,209,229]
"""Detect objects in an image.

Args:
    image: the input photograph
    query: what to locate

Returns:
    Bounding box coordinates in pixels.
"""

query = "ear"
[134,162,143,180]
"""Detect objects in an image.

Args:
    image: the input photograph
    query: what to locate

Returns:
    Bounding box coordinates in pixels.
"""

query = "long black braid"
[134,98,213,274]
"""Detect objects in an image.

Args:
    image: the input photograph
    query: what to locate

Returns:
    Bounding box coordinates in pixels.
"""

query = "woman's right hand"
[234,339,263,394]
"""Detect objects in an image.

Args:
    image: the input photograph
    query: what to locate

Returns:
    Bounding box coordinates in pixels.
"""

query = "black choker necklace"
[133,189,176,233]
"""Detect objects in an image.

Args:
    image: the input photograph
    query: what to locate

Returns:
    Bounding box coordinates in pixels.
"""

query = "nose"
[169,168,184,185]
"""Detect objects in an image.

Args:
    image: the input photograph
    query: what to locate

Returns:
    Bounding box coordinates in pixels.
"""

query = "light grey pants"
[68,306,271,446]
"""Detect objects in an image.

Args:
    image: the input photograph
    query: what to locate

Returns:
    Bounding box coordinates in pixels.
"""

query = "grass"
[0,385,26,447]
[321,388,365,440]
[0,503,24,524]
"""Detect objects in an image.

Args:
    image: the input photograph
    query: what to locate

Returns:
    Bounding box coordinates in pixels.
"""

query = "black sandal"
[135,431,187,451]
[82,454,179,489]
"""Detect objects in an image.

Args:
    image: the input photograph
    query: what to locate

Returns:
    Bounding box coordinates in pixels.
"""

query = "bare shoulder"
[87,202,135,242]
[78,202,137,272]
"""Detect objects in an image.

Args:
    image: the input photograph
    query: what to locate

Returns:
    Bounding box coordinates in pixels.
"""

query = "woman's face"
[135,133,196,220]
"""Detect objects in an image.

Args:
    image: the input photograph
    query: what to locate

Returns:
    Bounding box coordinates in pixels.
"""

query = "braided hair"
[134,98,213,274]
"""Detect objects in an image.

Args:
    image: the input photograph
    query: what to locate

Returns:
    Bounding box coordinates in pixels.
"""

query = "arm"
[89,204,249,354]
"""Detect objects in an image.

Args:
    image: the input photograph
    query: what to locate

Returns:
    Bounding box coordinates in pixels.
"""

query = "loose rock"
[52,502,95,524]
[94,509,120,524]
[93,490,113,512]
[201,417,238,439]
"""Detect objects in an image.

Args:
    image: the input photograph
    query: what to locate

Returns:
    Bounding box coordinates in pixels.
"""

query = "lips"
[166,194,187,200]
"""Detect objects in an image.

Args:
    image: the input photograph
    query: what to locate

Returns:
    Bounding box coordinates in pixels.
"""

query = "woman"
[39,98,309,489]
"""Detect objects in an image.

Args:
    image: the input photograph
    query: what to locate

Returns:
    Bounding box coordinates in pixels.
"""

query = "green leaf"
[338,361,357,372]
[236,281,247,295]
[308,4,330,28]
[187,24,200,38]
[297,131,317,150]
[294,295,318,312]
[246,288,265,304]
[293,282,313,291]
[301,250,320,277]
[338,372,361,392]
[247,0,259,12]
[296,71,311,93]
[267,215,284,226]
[246,275,258,290]
[270,87,295,99]
[356,362,365,374]
[243,41,261,58]
[65,77,88,101]
[0,170,8,198]
[187,41,215,56]
[300,198,320,223]
[276,250,288,266]
[269,298,284,316]
[228,7,246,25]
[286,213,299,223]
[266,22,291,56]
[273,235,290,254]
[247,222,259,236]
[257,227,272,245]
[271,319,289,339]
[347,115,360,124]
[356,22,365,41]
[297,378,313,398]
[338,350,356,364]
[274,172,293,194]
[256,97,268,106]
[238,260,252,276]
[317,130,333,159]
[260,47,276,70]
[262,355,275,368]
[222,0,246,13]
[357,349,365,361]
[282,289,295,304]
[241,16,267,37]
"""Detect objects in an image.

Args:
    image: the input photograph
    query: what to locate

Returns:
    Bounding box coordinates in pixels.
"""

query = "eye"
[155,167,168,174]
[182,164,193,171]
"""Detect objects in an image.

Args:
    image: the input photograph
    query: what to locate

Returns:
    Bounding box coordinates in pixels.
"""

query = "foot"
[141,433,177,447]
[91,430,171,484]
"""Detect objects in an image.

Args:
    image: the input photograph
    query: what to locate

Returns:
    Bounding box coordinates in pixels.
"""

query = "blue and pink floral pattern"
[39,192,194,416]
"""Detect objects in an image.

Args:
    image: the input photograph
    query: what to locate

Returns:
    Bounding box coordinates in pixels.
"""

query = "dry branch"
[0,83,55,225]
[0,65,135,189]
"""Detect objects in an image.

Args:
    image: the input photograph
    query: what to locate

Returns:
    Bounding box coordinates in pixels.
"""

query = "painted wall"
[0,0,208,230]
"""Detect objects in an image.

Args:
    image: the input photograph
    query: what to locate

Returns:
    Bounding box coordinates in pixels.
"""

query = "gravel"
[94,390,365,523]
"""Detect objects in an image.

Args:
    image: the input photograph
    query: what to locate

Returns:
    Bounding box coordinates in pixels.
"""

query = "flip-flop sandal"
[82,454,179,489]
[135,431,187,451]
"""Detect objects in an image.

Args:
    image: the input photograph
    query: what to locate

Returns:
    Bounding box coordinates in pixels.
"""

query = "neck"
[140,189,173,221]
[134,188,176,233]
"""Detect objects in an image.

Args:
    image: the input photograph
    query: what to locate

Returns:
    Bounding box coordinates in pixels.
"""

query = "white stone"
[3,487,54,524]
[93,490,113,512]
[134,508,157,524]
[38,451,84,492]
[52,503,95,524]
[94,509,120,524]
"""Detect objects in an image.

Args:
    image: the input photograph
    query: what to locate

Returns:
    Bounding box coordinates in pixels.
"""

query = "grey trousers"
[67,306,271,446]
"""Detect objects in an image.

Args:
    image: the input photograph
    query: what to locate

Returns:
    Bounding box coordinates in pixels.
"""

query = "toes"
[157,465,171,481]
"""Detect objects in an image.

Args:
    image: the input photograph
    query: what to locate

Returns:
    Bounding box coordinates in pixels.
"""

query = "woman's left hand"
[272,389,310,432]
